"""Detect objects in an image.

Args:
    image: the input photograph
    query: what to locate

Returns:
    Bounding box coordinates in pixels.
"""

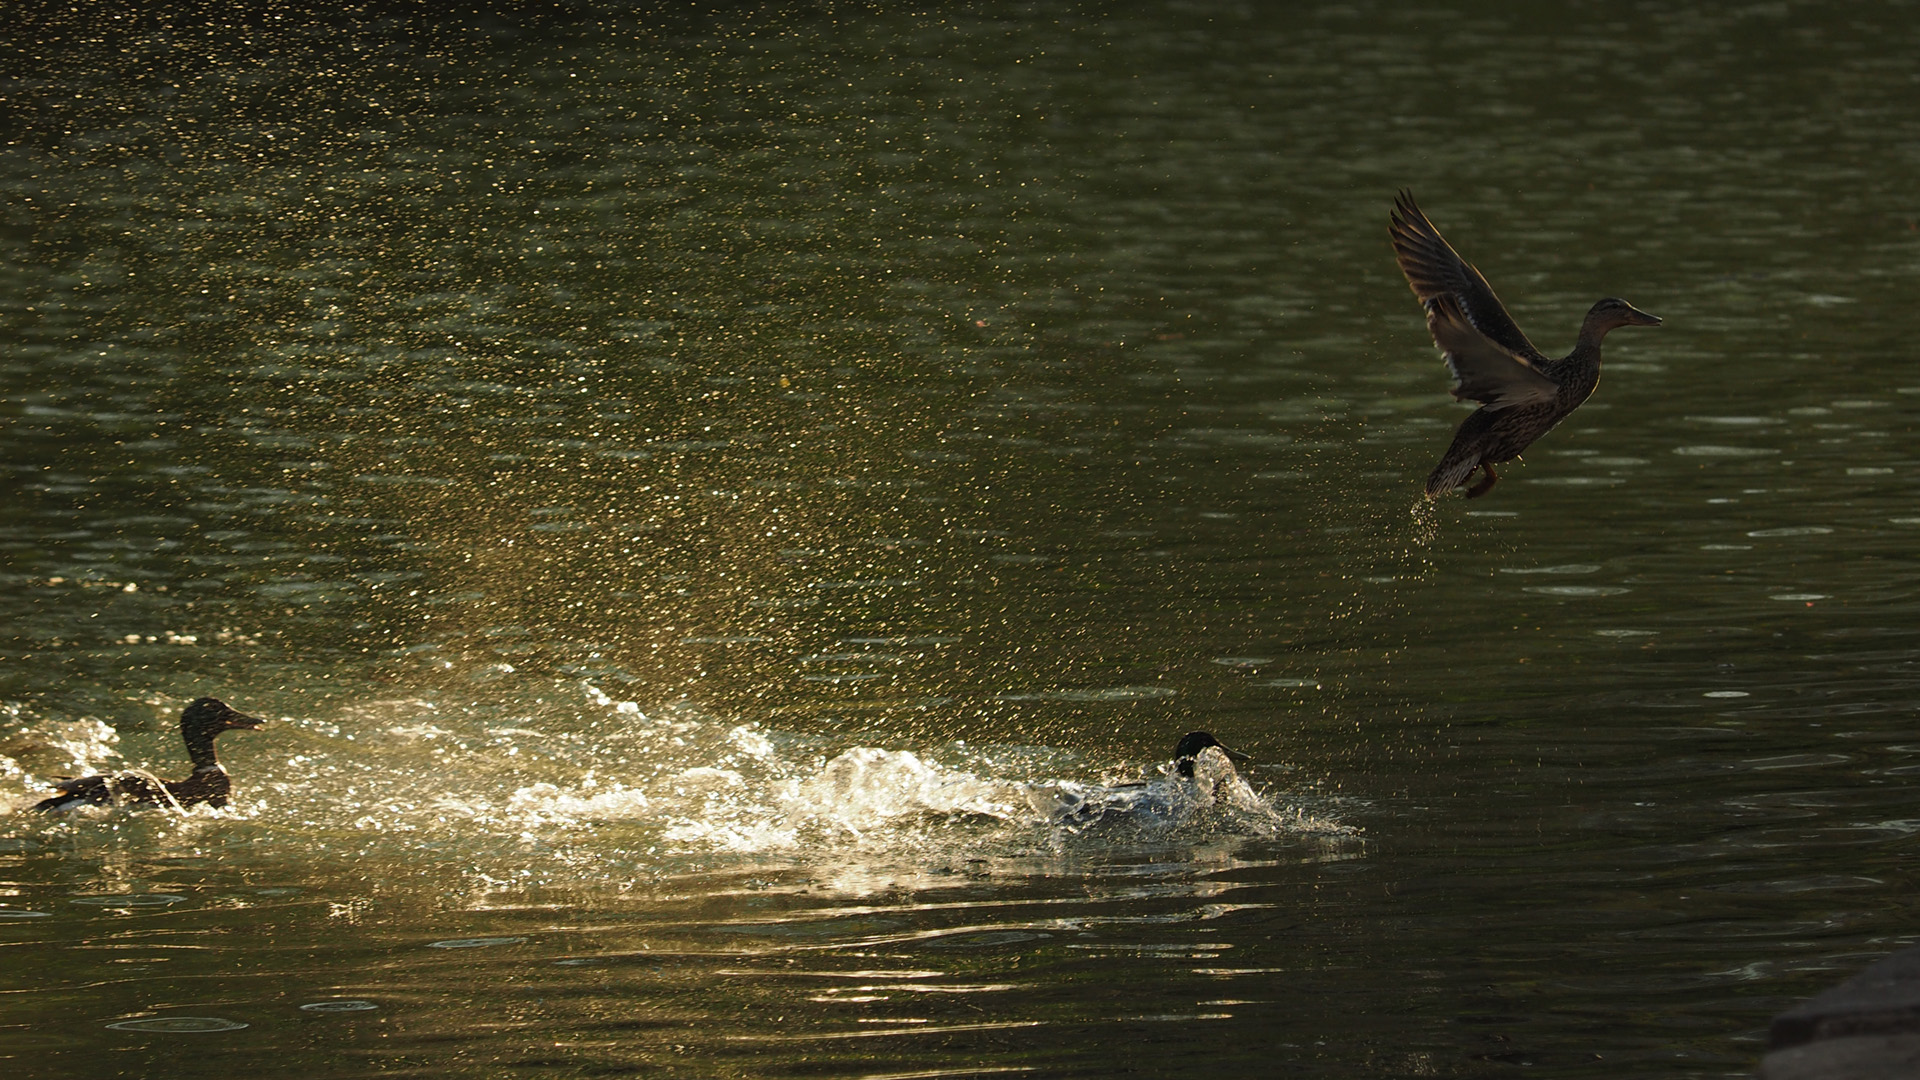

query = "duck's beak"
[225,710,266,731]
[1218,743,1252,765]
[1624,304,1662,326]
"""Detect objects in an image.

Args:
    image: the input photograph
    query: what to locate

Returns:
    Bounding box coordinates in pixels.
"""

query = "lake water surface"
[4,3,1919,1077]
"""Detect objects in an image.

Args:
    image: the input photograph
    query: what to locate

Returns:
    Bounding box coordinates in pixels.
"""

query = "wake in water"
[0,685,1353,876]
[657,734,1344,853]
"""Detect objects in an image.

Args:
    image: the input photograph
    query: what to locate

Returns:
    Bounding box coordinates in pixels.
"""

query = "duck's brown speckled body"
[1390,191,1661,498]
[31,697,265,812]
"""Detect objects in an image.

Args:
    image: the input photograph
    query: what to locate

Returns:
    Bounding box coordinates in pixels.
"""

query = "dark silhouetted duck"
[1170,730,1251,778]
[1390,191,1660,499]
[31,697,265,812]
[1027,731,1255,827]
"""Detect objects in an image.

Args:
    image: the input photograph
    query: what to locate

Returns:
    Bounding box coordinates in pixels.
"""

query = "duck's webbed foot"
[1463,463,1499,499]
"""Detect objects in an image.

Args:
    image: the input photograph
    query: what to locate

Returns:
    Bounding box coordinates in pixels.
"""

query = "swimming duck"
[1028,731,1255,828]
[1170,730,1251,778]
[31,697,265,812]
[1390,191,1660,499]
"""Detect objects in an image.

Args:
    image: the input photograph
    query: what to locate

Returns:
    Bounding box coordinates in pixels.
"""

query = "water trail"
[2,685,1352,883]
[1407,493,1441,548]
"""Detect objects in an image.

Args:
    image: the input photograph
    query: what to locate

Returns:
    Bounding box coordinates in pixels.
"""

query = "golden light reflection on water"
[5,2,1920,1076]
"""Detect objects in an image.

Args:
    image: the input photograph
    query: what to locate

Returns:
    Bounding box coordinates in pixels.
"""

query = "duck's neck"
[1574,312,1624,354]
[1548,337,1604,405]
[183,730,223,772]
[1565,338,1603,372]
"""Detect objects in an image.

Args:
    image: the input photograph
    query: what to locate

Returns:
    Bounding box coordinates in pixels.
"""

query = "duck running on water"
[31,697,265,812]
[1390,191,1661,499]
[1027,731,1257,830]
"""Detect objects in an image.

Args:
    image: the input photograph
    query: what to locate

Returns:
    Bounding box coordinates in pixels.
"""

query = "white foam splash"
[781,748,1027,833]
[0,712,122,800]
[505,781,651,825]
[2,686,1350,867]
[651,744,1347,854]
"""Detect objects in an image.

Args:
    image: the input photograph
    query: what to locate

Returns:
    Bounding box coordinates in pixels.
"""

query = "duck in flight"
[31,697,265,812]
[1390,191,1661,499]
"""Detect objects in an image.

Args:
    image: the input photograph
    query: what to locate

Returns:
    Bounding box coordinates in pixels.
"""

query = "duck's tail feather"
[1425,452,1481,498]
[31,786,100,812]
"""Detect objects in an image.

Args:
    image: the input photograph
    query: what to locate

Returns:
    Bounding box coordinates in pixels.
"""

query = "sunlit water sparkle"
[5,3,1920,1078]
[3,689,1347,879]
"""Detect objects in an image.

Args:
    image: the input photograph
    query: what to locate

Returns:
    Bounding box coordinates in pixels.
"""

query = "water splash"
[3,684,1351,886]
[0,708,121,788]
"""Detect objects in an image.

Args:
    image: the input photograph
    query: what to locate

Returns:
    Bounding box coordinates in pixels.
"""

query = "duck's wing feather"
[1423,294,1560,409]
[1390,191,1560,410]
[30,771,171,812]
[1390,191,1546,362]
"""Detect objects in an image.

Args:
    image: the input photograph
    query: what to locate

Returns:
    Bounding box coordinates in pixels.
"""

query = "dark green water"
[4,3,1919,1076]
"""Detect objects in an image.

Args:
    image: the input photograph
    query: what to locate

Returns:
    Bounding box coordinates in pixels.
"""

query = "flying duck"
[1390,190,1661,498]
[31,697,265,812]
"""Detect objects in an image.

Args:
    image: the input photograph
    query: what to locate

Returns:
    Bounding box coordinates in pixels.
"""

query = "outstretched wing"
[1390,191,1559,410]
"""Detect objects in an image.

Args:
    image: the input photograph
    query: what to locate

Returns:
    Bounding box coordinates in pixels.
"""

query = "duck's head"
[1172,731,1251,778]
[1583,297,1662,336]
[181,697,266,738]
